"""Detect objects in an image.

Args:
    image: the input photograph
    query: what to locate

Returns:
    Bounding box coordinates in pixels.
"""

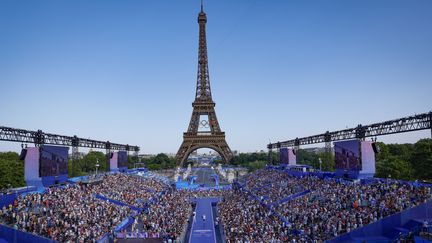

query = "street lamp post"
[95,159,100,175]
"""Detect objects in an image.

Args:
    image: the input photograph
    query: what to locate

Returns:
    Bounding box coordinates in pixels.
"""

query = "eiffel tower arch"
[176,4,233,166]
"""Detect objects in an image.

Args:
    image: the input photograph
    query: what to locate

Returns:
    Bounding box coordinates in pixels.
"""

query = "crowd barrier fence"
[115,217,134,232]
[0,224,55,243]
[0,194,16,208]
[96,233,110,243]
[94,194,142,212]
[326,199,432,243]
[270,189,311,207]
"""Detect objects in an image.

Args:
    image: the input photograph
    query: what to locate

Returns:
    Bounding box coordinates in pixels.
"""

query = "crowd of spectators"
[138,188,191,241]
[219,189,303,242]
[241,169,306,204]
[0,183,130,242]
[0,173,173,242]
[93,173,169,208]
[1,168,431,243]
[222,168,432,242]
[275,177,431,241]
[131,188,230,241]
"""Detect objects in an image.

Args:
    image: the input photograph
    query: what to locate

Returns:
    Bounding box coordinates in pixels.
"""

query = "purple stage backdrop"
[39,145,69,177]
[110,152,119,171]
[288,148,297,166]
[334,140,361,171]
[24,147,40,184]
[117,151,128,168]
[280,148,289,164]
[361,141,376,175]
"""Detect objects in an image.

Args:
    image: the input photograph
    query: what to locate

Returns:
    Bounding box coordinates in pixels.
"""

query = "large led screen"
[39,145,69,177]
[117,151,128,168]
[334,140,361,171]
[280,148,289,164]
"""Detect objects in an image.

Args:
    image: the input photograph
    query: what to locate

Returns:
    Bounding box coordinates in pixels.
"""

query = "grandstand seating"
[1,168,431,242]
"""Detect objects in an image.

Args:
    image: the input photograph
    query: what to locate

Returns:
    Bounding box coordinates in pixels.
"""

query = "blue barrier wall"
[327,199,432,243]
[270,190,311,207]
[115,217,134,232]
[41,174,68,187]
[0,194,16,208]
[96,234,110,243]
[0,224,55,243]
[94,194,142,211]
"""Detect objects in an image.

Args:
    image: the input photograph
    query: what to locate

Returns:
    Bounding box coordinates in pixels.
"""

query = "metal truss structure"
[0,126,140,176]
[0,126,139,152]
[268,111,432,150]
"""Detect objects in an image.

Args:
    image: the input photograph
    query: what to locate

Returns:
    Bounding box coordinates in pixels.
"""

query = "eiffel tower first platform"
[175,4,233,166]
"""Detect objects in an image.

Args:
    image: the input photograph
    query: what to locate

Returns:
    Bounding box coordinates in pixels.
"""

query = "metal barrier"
[0,224,55,243]
[326,200,432,243]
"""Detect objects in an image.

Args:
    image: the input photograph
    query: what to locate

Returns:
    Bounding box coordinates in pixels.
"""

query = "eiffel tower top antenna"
[196,0,211,102]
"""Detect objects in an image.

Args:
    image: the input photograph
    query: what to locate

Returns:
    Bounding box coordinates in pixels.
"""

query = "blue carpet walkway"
[189,197,220,243]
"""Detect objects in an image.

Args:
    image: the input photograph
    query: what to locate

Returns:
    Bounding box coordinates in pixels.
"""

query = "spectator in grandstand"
[136,188,229,241]
[92,173,169,208]
[0,173,175,242]
[219,189,305,242]
[230,168,431,242]
[274,179,431,241]
[0,183,131,242]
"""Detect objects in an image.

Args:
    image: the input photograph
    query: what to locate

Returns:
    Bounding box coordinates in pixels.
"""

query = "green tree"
[0,152,25,189]
[388,143,413,162]
[375,142,389,161]
[374,140,430,181]
[318,151,335,171]
[410,139,432,180]
[296,149,320,168]
[144,153,177,171]
[80,151,107,174]
[376,155,413,180]
[245,160,266,172]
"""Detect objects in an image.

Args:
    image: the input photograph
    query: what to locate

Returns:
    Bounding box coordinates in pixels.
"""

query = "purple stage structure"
[110,151,128,172]
[117,151,128,172]
[24,147,42,188]
[110,152,119,172]
[280,148,288,164]
[280,148,297,166]
[334,140,375,179]
[24,146,69,188]
[39,145,69,186]
[288,148,296,165]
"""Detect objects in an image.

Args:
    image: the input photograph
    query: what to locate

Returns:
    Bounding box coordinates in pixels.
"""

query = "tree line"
[296,139,432,181]
[67,151,178,175]
[0,139,430,190]
[225,139,432,180]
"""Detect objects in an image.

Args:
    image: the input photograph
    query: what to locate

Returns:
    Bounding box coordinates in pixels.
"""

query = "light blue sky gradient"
[0,0,431,154]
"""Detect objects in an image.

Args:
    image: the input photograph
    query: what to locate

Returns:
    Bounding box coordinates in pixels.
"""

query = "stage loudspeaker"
[19,149,27,160]
[372,143,380,154]
[110,153,114,159]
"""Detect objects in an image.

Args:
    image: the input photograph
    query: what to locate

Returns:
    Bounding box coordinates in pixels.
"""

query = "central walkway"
[189,197,220,243]
[193,167,217,186]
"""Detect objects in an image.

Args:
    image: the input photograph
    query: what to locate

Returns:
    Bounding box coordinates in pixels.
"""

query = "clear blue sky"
[1,0,431,154]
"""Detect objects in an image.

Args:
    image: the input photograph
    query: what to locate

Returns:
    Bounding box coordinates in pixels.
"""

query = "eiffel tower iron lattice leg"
[176,133,232,165]
[176,4,232,166]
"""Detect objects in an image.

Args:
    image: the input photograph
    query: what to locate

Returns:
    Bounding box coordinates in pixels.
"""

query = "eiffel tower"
[175,4,233,165]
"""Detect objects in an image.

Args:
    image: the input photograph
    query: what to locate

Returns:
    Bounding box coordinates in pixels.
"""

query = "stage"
[189,197,220,243]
